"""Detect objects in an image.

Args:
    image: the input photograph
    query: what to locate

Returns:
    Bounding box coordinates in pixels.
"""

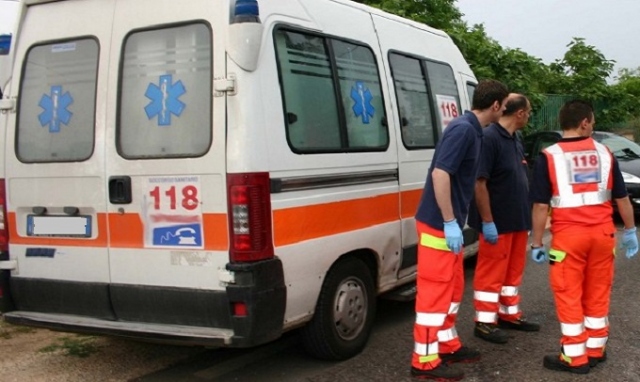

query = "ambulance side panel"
[372,14,477,277]
[240,0,402,327]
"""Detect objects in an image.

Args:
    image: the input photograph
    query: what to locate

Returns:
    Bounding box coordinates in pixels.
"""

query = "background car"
[523,130,640,214]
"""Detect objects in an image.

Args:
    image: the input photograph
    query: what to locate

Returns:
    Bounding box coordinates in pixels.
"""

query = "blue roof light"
[234,0,260,17]
[0,34,12,56]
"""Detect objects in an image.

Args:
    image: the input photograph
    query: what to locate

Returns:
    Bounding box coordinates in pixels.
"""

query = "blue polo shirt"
[529,136,627,203]
[468,123,531,233]
[415,111,483,230]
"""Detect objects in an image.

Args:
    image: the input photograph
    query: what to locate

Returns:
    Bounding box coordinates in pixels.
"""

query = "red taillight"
[232,301,248,317]
[0,179,8,252]
[227,172,274,262]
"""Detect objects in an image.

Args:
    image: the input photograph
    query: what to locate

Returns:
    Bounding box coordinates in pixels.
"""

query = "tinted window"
[17,39,98,162]
[466,82,476,106]
[524,133,560,166]
[275,29,388,153]
[332,39,387,149]
[595,133,640,158]
[275,31,340,150]
[426,61,460,132]
[389,53,436,148]
[536,134,560,154]
[119,23,211,159]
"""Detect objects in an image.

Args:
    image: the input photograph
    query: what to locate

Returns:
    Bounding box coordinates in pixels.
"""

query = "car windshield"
[595,134,640,160]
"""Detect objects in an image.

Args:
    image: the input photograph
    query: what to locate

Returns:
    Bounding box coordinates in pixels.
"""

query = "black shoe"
[498,317,540,332]
[440,346,481,364]
[543,355,590,374]
[411,363,464,381]
[588,352,607,368]
[474,322,509,344]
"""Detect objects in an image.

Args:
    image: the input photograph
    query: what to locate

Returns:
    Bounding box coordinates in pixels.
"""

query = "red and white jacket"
[543,137,613,227]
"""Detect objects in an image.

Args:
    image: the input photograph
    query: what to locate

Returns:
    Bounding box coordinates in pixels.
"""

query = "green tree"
[550,38,615,100]
[357,0,636,128]
[360,0,464,31]
[450,24,548,110]
[607,68,640,130]
[447,23,500,80]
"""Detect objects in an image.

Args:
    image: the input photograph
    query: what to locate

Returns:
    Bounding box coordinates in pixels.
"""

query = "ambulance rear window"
[16,38,99,162]
[117,23,212,159]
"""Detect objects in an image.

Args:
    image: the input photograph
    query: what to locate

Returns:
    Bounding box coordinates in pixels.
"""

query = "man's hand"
[482,222,498,244]
[622,227,639,259]
[531,246,547,264]
[443,219,463,254]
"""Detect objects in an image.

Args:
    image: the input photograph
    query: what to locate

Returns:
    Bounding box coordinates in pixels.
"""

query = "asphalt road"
[135,226,640,382]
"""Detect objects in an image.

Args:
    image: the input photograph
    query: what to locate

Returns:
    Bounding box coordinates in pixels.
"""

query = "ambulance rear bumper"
[3,258,286,348]
[4,311,234,346]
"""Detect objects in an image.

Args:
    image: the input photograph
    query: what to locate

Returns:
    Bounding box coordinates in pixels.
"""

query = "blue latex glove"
[482,222,498,244]
[531,246,547,264]
[443,219,463,254]
[622,227,639,259]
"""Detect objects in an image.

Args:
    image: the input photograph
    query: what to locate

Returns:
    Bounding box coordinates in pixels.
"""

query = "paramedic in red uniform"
[411,79,509,381]
[468,93,540,344]
[530,100,638,374]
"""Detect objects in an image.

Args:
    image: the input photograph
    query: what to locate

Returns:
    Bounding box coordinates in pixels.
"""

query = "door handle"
[109,176,132,204]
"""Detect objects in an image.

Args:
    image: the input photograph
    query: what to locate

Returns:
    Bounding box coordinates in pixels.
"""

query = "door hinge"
[0,260,18,271]
[218,268,236,286]
[214,74,237,97]
[0,97,16,114]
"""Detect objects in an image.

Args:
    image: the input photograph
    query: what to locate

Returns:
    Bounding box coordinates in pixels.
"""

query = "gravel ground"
[0,316,202,382]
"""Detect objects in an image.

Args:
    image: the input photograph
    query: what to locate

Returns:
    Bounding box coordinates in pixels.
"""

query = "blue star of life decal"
[38,85,74,133]
[145,74,186,126]
[350,81,375,124]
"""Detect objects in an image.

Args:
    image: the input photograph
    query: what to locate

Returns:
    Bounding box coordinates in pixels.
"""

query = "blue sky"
[456,0,640,80]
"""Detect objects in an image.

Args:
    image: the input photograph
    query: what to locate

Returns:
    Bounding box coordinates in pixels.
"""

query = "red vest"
[543,138,613,229]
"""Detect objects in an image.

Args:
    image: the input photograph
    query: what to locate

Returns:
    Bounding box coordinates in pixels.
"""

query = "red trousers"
[412,222,464,370]
[550,223,615,367]
[473,231,528,323]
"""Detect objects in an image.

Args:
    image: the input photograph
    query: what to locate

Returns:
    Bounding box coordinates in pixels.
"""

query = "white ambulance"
[0,0,477,359]
[0,0,22,99]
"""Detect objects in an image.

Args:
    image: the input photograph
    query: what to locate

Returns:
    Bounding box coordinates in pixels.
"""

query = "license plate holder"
[26,215,92,237]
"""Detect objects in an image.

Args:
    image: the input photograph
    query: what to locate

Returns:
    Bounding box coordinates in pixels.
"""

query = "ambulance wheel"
[301,257,376,360]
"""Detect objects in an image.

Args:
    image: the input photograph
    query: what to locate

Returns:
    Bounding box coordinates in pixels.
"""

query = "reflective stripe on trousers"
[413,222,464,370]
[550,224,615,365]
[584,316,609,351]
[473,231,528,323]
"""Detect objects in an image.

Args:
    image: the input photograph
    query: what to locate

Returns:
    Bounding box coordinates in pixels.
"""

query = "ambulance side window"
[16,38,99,162]
[274,30,342,151]
[425,61,460,135]
[389,52,436,149]
[274,28,388,153]
[466,82,476,106]
[332,39,387,150]
[118,23,212,159]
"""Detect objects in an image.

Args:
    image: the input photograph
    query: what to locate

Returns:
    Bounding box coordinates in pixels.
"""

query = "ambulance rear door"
[5,0,116,318]
[103,0,229,328]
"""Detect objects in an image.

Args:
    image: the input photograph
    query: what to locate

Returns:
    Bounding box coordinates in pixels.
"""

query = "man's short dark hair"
[559,100,594,130]
[472,80,509,110]
[503,95,529,116]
